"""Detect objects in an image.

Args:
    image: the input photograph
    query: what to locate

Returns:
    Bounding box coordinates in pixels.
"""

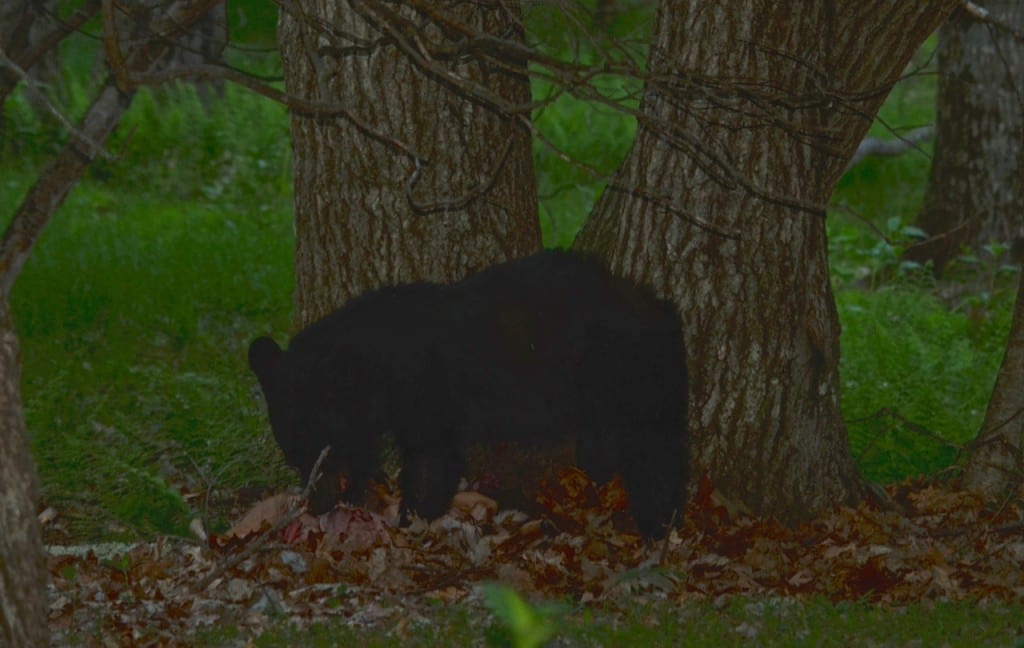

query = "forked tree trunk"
[278,2,541,326]
[964,271,1024,496]
[575,0,956,524]
[913,3,1024,271]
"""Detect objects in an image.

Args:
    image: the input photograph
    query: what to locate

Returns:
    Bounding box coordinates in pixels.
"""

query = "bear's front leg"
[399,446,463,523]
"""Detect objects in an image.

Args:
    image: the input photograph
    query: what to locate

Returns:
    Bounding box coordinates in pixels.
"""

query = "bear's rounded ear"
[248,336,283,379]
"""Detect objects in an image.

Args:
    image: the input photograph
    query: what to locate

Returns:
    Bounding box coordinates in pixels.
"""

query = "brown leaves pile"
[47,470,1024,644]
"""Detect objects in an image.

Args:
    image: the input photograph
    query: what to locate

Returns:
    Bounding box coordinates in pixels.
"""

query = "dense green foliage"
[0,14,1016,541]
[828,51,1016,482]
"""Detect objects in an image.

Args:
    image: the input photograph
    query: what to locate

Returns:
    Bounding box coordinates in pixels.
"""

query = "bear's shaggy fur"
[249,250,689,538]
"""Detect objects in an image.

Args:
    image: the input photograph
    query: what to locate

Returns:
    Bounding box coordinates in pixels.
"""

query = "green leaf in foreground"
[481,583,563,648]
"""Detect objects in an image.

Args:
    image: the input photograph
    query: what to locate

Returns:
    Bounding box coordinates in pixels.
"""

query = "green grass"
[189,595,1024,647]
[6,143,296,537]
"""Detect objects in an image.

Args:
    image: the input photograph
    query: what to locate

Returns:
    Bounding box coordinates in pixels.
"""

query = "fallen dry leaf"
[222,493,302,540]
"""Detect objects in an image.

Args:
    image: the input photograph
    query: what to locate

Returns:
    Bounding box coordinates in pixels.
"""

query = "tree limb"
[845,125,935,170]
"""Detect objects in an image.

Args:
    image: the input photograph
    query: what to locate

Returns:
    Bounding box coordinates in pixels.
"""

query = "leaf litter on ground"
[45,468,1024,645]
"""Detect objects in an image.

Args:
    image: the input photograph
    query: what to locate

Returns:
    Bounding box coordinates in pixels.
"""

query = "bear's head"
[248,336,372,514]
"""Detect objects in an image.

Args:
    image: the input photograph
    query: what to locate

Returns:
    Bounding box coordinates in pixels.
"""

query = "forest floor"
[44,472,1024,646]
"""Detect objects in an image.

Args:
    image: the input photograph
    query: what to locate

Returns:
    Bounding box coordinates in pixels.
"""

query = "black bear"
[249,250,689,538]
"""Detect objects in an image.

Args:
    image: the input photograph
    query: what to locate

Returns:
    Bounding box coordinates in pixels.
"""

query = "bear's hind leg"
[575,429,618,484]
[617,428,687,539]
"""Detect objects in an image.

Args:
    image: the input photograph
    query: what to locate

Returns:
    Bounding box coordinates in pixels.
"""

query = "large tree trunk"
[0,302,46,648]
[278,1,541,326]
[575,0,956,524]
[911,3,1024,271]
[964,271,1024,496]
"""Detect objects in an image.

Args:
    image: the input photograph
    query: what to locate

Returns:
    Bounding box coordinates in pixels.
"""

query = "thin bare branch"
[11,0,100,72]
[962,0,1024,42]
[407,140,515,214]
[846,125,935,169]
[129,61,427,161]
[0,47,113,158]
[194,445,331,592]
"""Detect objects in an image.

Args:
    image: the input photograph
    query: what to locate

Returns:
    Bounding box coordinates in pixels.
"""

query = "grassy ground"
[8,174,294,537]
[196,594,1024,647]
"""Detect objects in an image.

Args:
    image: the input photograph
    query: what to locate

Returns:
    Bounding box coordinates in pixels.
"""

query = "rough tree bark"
[0,302,46,648]
[911,2,1024,271]
[964,270,1024,496]
[278,1,541,326]
[575,0,957,524]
